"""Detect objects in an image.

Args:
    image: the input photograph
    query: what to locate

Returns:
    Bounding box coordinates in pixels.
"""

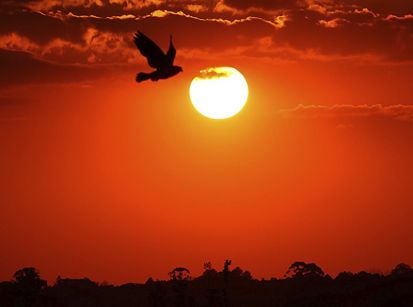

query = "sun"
[189,67,249,119]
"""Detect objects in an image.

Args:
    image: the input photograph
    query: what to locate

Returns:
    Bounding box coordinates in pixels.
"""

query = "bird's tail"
[136,72,151,83]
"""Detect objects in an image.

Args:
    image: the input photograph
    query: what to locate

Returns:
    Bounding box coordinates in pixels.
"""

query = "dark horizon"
[2,260,411,286]
[2,0,413,292]
[1,261,413,306]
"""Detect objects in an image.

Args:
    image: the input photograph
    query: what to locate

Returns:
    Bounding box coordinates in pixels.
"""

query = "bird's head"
[172,66,183,74]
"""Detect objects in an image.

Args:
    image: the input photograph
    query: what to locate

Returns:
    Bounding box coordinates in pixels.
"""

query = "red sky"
[1,0,413,284]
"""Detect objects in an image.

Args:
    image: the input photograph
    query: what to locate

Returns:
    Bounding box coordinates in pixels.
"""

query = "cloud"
[318,18,348,28]
[385,14,413,21]
[271,7,413,62]
[0,7,281,66]
[0,29,140,65]
[0,33,39,53]
[143,9,282,29]
[8,0,413,18]
[1,0,413,87]
[185,4,208,13]
[0,6,283,85]
[196,67,230,79]
[0,48,107,87]
[213,0,289,17]
[26,0,166,11]
[341,0,413,15]
[278,104,413,122]
[217,0,296,12]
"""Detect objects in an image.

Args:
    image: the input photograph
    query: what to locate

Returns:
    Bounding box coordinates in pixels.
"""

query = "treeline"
[1,261,413,306]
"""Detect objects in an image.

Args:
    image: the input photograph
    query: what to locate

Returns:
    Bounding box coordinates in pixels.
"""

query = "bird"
[133,31,183,83]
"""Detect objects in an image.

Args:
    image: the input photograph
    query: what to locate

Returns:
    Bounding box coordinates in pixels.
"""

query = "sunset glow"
[1,0,413,287]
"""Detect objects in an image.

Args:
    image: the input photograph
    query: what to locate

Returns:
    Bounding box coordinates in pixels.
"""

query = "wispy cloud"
[278,104,413,122]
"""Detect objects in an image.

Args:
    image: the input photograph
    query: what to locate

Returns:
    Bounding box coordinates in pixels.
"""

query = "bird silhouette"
[134,31,183,83]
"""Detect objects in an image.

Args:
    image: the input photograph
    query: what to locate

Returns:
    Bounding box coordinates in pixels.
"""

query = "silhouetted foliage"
[12,267,47,307]
[169,267,191,282]
[285,261,326,279]
[391,263,413,277]
[203,262,212,272]
[1,262,413,307]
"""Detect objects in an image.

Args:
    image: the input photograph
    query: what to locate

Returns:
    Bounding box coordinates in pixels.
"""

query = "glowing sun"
[189,67,249,119]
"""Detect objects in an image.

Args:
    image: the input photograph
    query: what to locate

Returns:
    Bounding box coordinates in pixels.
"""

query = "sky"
[1,0,413,284]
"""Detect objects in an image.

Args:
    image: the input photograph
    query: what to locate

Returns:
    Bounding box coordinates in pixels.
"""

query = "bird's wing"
[134,31,167,69]
[166,35,176,66]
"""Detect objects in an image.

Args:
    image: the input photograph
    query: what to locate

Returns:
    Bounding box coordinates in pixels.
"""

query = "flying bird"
[134,31,183,83]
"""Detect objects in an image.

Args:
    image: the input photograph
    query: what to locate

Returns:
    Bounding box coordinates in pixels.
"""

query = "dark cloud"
[269,7,413,62]
[4,0,216,18]
[6,0,413,17]
[0,49,105,87]
[220,0,295,11]
[0,9,278,65]
[0,7,280,85]
[0,9,85,45]
[0,0,412,88]
[336,0,413,15]
[3,5,412,63]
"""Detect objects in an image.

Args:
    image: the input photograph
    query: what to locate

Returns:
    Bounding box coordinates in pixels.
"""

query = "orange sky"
[1,0,413,284]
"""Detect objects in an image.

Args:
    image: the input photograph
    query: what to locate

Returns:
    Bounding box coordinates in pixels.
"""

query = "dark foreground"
[1,261,413,307]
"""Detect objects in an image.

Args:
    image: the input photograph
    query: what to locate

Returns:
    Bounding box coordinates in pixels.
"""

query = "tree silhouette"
[13,267,47,307]
[169,268,192,307]
[391,263,413,276]
[223,260,232,283]
[201,261,218,279]
[1,262,412,306]
[285,261,325,279]
[203,261,212,272]
[168,267,191,281]
[230,267,252,281]
[222,260,232,307]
